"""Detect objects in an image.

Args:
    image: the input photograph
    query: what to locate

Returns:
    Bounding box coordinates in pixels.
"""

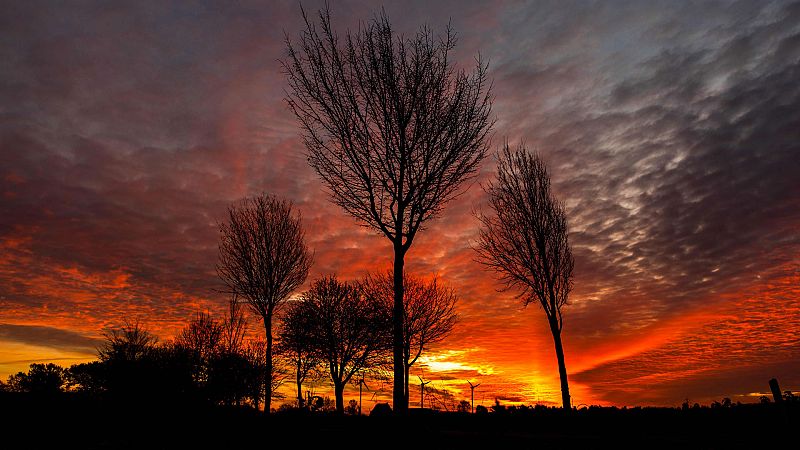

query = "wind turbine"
[419,376,432,409]
[467,380,481,413]
[357,374,370,416]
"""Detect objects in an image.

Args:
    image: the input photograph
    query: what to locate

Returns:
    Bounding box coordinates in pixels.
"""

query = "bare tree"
[217,194,313,414]
[475,143,575,410]
[302,275,389,414]
[277,300,323,408]
[221,294,248,354]
[363,271,458,405]
[283,6,493,412]
[176,313,224,360]
[98,321,158,363]
[175,312,225,387]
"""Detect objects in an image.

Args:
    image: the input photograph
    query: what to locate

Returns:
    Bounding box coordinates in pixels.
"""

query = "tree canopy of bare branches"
[363,271,458,404]
[98,321,158,363]
[176,313,224,362]
[475,143,575,410]
[283,6,493,412]
[278,300,323,408]
[300,275,389,414]
[217,194,313,413]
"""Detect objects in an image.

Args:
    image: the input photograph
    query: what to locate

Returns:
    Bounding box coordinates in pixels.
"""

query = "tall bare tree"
[277,300,322,408]
[302,275,389,414]
[217,194,313,413]
[475,143,575,410]
[284,6,493,412]
[363,271,458,405]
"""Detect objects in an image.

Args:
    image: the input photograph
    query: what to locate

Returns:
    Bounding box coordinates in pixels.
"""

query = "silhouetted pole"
[769,378,783,404]
[468,381,480,413]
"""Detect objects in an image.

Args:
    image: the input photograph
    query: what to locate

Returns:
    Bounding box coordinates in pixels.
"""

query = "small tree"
[221,294,248,354]
[302,276,389,413]
[175,313,224,385]
[284,6,493,412]
[5,363,66,394]
[278,300,322,408]
[363,271,458,404]
[217,194,312,414]
[98,321,158,363]
[475,143,575,410]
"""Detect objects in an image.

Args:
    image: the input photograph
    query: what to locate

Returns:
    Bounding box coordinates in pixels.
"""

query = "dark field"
[2,393,796,449]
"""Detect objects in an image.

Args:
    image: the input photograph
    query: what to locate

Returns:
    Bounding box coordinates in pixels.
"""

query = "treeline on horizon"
[2,310,797,415]
[0,270,462,415]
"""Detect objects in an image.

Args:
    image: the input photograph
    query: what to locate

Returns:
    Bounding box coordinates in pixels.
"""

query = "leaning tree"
[475,144,575,410]
[363,271,458,405]
[284,6,493,412]
[217,194,313,414]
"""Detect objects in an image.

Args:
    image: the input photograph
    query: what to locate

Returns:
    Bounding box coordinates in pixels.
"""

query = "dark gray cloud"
[0,323,101,354]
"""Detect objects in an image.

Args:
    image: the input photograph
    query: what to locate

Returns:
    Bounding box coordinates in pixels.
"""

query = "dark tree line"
[0,307,279,410]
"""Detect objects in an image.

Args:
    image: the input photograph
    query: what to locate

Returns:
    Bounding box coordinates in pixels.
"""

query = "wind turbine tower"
[467,380,481,414]
[419,376,432,409]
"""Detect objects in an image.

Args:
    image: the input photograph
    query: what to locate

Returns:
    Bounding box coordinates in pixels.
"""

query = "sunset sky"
[1,0,798,408]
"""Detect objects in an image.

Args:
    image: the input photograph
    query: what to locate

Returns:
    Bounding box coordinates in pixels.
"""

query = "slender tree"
[277,300,323,408]
[475,143,575,410]
[363,271,458,405]
[175,312,225,388]
[302,276,389,414]
[176,313,224,360]
[284,6,493,412]
[217,194,313,413]
[221,294,248,354]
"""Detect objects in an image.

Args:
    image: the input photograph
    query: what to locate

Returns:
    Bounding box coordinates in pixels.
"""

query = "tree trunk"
[296,359,303,407]
[264,315,273,415]
[334,381,345,414]
[393,244,407,414]
[404,362,410,407]
[549,318,571,411]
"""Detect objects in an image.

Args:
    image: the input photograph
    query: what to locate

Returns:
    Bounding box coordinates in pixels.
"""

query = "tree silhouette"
[96,322,198,403]
[363,271,458,405]
[221,294,248,354]
[5,363,66,394]
[475,143,575,410]
[98,321,158,363]
[301,276,389,414]
[278,299,323,408]
[175,312,224,386]
[284,6,493,412]
[217,194,312,414]
[65,361,106,394]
